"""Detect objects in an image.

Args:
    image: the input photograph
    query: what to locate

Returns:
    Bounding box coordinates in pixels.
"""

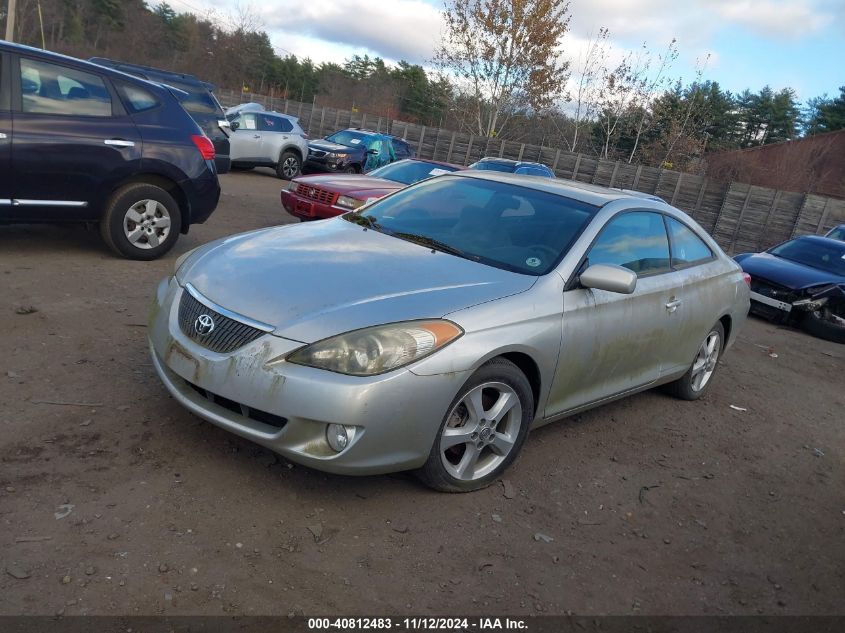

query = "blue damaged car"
[735,235,845,343]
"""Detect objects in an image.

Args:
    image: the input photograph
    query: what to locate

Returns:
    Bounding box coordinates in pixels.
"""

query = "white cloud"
[707,0,833,37]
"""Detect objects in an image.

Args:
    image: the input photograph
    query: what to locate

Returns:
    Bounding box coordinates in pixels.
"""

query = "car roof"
[451,170,670,207]
[0,42,167,90]
[88,57,215,91]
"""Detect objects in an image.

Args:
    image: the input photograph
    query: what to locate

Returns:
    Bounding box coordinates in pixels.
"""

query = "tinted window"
[827,227,845,241]
[258,115,293,133]
[116,82,159,113]
[325,130,371,148]
[770,238,845,276]
[666,217,713,267]
[20,58,112,117]
[167,81,220,115]
[344,176,598,276]
[392,140,411,159]
[516,166,553,177]
[368,160,460,185]
[470,161,515,173]
[588,212,672,275]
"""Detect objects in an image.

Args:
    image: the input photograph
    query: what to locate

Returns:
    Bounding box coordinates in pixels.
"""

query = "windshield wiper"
[345,213,381,230]
[392,232,479,261]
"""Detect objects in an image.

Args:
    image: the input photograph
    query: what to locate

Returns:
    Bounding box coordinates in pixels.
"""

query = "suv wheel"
[276,151,301,180]
[100,183,181,260]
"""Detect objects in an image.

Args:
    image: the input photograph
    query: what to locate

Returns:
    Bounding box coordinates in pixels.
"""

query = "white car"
[225,104,309,179]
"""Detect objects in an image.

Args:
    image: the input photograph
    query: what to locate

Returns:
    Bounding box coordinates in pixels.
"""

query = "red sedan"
[281,159,462,221]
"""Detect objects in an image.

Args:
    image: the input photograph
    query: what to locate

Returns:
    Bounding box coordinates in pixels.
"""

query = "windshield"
[325,130,371,148]
[770,238,845,276]
[343,176,598,275]
[368,160,460,185]
[470,161,516,173]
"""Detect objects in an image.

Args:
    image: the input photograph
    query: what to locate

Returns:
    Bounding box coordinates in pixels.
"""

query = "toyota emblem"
[194,314,215,335]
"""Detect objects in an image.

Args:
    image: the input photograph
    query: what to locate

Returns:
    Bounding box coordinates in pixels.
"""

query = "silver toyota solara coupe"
[149,172,750,491]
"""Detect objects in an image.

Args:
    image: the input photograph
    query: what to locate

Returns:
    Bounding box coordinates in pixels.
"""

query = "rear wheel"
[276,151,301,179]
[417,358,534,492]
[665,322,724,400]
[99,183,181,260]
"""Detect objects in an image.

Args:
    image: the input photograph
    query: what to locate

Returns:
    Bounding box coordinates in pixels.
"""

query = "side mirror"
[579,264,637,294]
[230,121,240,130]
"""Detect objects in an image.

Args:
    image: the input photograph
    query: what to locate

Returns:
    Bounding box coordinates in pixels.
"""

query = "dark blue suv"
[0,42,220,260]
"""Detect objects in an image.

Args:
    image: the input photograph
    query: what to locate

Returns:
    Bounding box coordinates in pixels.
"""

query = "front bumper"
[148,278,470,475]
[304,155,356,173]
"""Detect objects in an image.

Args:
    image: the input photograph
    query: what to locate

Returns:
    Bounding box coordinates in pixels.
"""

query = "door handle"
[253,134,261,139]
[665,299,683,313]
[104,139,135,148]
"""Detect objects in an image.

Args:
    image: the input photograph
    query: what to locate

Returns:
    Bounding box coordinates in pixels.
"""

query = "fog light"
[326,423,350,452]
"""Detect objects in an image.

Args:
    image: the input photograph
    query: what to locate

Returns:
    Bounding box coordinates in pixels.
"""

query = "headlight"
[287,320,463,376]
[285,180,298,191]
[335,195,365,210]
[173,247,198,275]
[327,152,344,160]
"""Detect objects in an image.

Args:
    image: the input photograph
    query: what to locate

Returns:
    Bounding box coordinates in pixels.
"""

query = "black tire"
[99,183,181,261]
[276,151,301,180]
[802,308,845,344]
[665,321,725,401]
[343,165,358,174]
[417,358,534,493]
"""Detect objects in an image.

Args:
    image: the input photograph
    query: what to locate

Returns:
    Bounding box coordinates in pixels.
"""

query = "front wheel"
[801,307,845,344]
[99,183,181,260]
[276,151,301,179]
[665,322,725,400]
[417,358,534,492]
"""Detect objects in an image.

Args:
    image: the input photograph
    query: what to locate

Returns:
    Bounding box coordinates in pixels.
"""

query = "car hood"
[179,220,536,342]
[308,140,358,154]
[294,174,402,198]
[740,252,845,289]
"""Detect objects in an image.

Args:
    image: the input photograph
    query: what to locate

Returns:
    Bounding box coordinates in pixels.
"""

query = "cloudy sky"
[168,0,843,101]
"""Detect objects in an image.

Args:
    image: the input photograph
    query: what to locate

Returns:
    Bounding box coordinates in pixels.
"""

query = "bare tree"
[626,38,678,163]
[436,0,572,138]
[563,26,610,152]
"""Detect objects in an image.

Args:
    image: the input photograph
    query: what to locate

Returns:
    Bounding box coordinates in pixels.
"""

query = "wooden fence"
[218,89,845,254]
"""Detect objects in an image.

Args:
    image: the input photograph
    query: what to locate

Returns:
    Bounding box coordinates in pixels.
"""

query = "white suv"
[226,104,309,179]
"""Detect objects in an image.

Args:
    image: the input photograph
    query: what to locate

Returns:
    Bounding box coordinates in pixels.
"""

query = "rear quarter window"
[116,82,160,113]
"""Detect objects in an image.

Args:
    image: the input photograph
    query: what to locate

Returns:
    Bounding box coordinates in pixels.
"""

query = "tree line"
[2,0,843,172]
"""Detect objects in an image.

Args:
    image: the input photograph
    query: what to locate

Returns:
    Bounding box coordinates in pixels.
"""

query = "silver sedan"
[149,172,750,491]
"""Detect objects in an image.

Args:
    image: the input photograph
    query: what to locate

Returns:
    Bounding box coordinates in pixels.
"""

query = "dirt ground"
[1,169,843,617]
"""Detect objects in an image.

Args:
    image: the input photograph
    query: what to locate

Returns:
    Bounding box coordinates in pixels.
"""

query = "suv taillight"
[191,135,215,160]
[742,273,751,286]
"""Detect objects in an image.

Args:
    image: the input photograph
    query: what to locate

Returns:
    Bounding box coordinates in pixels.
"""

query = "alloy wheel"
[691,331,721,392]
[281,156,299,178]
[439,382,522,482]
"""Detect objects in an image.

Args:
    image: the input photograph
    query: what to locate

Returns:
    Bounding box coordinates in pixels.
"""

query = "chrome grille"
[178,288,266,354]
[295,183,336,204]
